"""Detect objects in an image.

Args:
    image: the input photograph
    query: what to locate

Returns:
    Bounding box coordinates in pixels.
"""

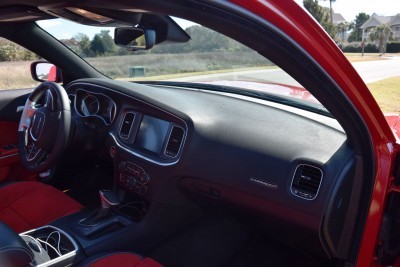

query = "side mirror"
[30,61,62,83]
[114,27,156,50]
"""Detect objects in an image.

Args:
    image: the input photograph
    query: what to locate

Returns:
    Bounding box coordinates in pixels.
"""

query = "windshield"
[37,18,327,115]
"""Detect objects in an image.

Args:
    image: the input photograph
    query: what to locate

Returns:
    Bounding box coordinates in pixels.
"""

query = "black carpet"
[149,212,328,267]
[150,213,249,267]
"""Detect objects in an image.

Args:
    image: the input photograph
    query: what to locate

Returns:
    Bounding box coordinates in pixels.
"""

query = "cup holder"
[20,225,78,266]
[117,201,147,222]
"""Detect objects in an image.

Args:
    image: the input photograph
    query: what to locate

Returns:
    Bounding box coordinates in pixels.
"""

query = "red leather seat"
[0,181,83,233]
[83,252,163,267]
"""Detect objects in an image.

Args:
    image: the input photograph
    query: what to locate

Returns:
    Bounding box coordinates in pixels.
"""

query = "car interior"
[0,1,384,267]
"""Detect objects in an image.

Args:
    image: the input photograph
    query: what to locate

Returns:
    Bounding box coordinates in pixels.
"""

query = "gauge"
[81,95,100,116]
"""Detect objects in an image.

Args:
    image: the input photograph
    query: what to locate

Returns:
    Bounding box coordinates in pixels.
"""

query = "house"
[332,13,346,26]
[361,14,400,41]
[333,13,348,41]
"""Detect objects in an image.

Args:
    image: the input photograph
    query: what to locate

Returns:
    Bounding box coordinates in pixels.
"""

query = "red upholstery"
[0,121,18,147]
[0,181,83,233]
[86,253,163,267]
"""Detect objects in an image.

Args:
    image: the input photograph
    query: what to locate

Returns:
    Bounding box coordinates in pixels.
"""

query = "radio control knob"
[134,181,147,195]
[140,173,150,184]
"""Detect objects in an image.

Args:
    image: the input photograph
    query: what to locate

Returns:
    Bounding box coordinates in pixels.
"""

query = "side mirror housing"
[30,61,62,83]
[114,27,156,50]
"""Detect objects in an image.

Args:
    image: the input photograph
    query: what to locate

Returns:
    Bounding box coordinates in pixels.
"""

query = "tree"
[0,44,17,61]
[369,24,393,54]
[303,0,336,39]
[303,0,328,25]
[90,30,116,56]
[22,50,38,61]
[336,22,349,42]
[348,13,370,42]
[75,33,91,57]
[151,25,247,54]
[323,0,336,25]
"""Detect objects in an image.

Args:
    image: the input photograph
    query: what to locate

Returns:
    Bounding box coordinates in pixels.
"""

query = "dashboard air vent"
[165,126,185,157]
[120,112,135,139]
[291,164,323,200]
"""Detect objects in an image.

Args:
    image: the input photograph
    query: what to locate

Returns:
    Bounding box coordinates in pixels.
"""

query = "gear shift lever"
[100,190,120,209]
[80,190,120,226]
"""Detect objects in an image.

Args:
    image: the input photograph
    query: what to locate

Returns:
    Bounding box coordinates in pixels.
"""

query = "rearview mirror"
[114,27,156,50]
[30,61,62,83]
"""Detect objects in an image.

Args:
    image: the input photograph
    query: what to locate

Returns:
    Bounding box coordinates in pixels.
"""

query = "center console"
[4,187,148,267]
[47,187,153,258]
[20,225,78,267]
[0,221,79,267]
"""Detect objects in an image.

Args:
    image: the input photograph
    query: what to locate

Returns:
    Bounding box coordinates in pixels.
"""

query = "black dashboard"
[66,78,356,258]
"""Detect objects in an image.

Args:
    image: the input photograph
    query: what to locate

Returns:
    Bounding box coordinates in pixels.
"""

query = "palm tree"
[322,0,336,25]
[336,22,349,42]
[369,24,393,54]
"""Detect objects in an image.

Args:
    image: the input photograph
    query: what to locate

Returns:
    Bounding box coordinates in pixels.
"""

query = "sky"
[294,0,400,22]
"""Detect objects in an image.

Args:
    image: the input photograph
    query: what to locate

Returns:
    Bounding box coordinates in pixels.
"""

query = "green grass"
[86,51,272,79]
[368,77,400,113]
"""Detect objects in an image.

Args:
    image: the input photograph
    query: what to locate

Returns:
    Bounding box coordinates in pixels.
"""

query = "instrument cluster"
[74,89,116,124]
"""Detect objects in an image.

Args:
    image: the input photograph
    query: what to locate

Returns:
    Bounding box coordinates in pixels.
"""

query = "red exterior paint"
[229,0,396,266]
[48,65,57,82]
[203,80,318,103]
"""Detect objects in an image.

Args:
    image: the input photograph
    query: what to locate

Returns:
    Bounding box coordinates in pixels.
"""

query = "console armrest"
[0,222,34,267]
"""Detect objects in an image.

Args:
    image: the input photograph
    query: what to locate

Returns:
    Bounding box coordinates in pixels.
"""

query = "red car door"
[230,0,397,266]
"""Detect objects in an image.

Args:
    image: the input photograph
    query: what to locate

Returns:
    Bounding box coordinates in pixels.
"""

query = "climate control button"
[119,161,150,194]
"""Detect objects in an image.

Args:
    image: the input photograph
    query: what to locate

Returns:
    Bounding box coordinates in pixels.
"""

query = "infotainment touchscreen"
[134,115,170,154]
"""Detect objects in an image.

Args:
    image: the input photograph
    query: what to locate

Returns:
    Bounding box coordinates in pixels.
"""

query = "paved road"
[352,57,400,83]
[166,57,400,86]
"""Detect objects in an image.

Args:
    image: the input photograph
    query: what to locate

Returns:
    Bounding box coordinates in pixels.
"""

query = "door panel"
[0,89,32,121]
[0,89,37,182]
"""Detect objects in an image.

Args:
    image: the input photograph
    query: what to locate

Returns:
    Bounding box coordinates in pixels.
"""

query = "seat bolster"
[82,252,163,267]
[137,257,164,267]
[83,252,142,267]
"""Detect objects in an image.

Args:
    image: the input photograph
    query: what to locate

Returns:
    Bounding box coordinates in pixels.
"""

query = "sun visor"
[43,7,141,27]
[0,6,52,22]
[40,7,190,44]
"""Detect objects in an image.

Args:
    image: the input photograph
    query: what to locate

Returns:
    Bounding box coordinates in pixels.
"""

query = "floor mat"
[226,236,326,267]
[150,213,249,267]
[150,211,329,267]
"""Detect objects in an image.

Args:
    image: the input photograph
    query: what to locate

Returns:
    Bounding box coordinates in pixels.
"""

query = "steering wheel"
[18,82,71,172]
